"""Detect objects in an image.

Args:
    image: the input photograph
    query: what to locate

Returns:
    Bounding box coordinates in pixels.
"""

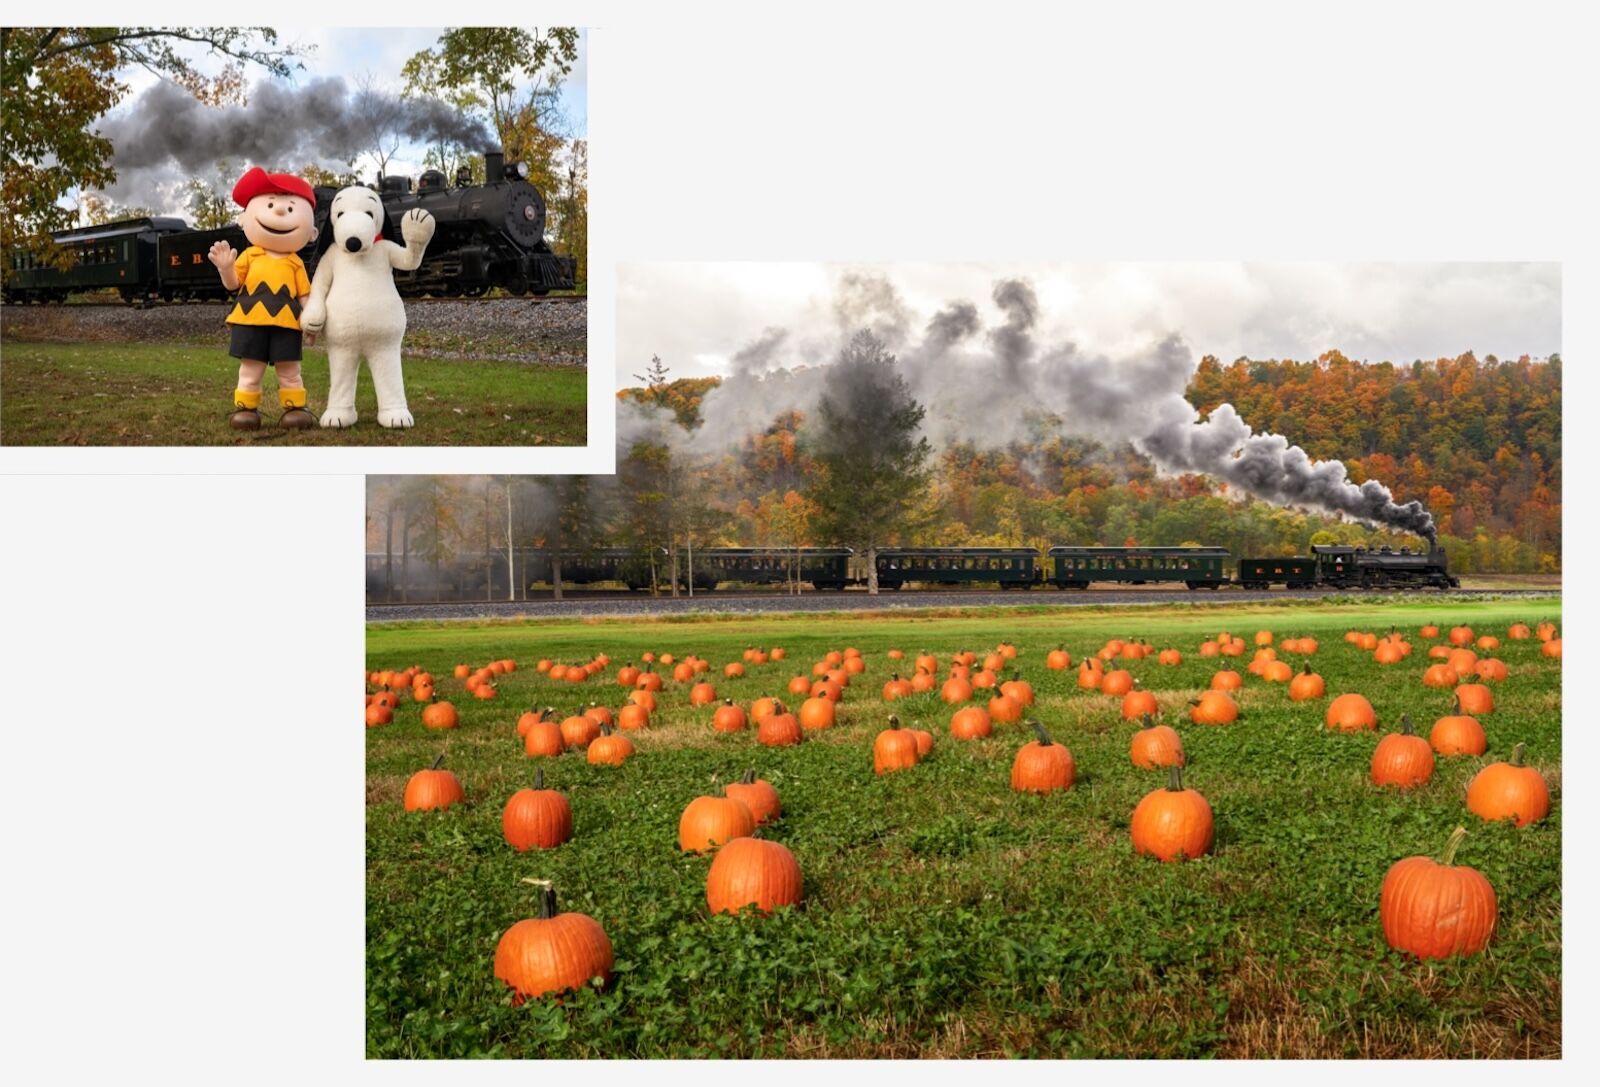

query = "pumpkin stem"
[1452,693,1462,715]
[1511,742,1526,767]
[887,714,901,730]
[1140,713,1154,730]
[1167,765,1185,792]
[1440,826,1469,867]
[1028,719,1051,746]
[740,768,757,785]
[534,767,545,790]
[430,754,445,771]
[1302,663,1312,676]
[1399,714,1414,737]
[521,878,557,919]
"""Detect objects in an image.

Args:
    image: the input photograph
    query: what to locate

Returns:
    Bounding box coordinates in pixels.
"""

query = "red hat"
[231,167,316,208]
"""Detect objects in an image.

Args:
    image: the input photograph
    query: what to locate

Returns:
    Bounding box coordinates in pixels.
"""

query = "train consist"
[4,150,575,305]
[366,543,1458,602]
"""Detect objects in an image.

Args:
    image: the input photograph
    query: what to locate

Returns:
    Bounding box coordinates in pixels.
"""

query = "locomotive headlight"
[513,160,530,180]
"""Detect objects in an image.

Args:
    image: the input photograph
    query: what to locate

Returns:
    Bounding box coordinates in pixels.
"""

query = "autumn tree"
[1,27,302,273]
[806,330,933,594]
[402,28,579,156]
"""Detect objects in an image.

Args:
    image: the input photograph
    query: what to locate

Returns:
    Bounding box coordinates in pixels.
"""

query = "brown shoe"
[229,407,262,431]
[280,407,317,429]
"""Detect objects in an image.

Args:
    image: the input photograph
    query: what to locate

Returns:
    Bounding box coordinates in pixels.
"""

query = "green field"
[0,342,585,445]
[366,597,1561,1059]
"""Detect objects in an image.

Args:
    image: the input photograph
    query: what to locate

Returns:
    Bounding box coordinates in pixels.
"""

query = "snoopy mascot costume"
[301,187,435,428]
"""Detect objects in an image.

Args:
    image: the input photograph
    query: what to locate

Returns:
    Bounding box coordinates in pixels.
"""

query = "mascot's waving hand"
[301,187,435,428]
[209,168,318,430]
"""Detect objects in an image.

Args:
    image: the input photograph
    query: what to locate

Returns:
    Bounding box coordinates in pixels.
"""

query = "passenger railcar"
[1047,546,1230,590]
[4,217,190,304]
[873,547,1039,590]
[1237,556,1318,590]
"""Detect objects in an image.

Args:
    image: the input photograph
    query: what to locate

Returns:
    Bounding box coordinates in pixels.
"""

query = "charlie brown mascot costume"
[208,168,319,430]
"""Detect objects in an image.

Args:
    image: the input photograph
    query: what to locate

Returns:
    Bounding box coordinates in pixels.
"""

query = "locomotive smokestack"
[485,149,505,184]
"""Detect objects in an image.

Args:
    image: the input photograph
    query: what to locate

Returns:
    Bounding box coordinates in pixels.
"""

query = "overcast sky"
[85,27,586,216]
[616,262,1561,385]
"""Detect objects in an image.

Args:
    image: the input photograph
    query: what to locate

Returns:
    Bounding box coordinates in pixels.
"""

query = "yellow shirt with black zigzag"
[226,247,311,329]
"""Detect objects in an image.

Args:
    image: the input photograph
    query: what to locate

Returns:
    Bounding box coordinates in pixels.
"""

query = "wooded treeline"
[368,350,1560,592]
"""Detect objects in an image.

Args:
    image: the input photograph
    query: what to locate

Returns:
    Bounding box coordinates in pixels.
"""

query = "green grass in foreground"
[366,598,1561,1059]
[0,341,585,445]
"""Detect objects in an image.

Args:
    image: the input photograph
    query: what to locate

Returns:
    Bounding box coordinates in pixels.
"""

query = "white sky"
[616,262,1562,384]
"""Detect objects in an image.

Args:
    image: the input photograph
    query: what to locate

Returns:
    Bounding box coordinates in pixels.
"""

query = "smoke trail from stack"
[622,271,1438,543]
[96,77,492,205]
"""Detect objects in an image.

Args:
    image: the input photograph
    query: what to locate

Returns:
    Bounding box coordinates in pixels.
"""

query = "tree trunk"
[383,505,395,604]
[867,542,879,595]
[552,555,563,601]
[686,533,694,598]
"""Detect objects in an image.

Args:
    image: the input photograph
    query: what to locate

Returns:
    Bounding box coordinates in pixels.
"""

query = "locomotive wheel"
[462,285,488,298]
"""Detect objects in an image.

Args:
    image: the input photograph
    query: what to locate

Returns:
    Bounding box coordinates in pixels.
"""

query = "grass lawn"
[0,341,585,445]
[365,597,1561,1058]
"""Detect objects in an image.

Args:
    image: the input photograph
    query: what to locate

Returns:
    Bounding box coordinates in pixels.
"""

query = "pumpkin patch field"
[366,597,1560,1058]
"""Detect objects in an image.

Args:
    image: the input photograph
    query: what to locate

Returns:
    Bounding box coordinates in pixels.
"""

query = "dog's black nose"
[344,237,363,252]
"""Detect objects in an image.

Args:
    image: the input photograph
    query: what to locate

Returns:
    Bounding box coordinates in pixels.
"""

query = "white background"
[2,1,1594,1081]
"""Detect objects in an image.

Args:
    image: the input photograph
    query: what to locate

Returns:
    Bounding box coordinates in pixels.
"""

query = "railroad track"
[367,586,1559,623]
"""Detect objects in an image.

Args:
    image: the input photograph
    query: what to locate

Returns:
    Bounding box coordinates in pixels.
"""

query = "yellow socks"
[280,387,307,409]
[234,388,262,410]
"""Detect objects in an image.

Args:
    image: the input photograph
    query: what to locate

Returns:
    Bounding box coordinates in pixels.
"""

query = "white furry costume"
[301,186,435,428]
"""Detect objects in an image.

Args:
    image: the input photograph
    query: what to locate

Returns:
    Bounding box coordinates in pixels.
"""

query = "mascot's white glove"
[400,208,436,247]
[301,301,326,336]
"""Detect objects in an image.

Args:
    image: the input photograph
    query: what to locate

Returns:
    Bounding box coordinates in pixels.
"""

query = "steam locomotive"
[3,150,575,305]
[366,543,1459,602]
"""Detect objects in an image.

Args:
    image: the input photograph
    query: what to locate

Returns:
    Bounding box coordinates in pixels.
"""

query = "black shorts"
[228,324,303,364]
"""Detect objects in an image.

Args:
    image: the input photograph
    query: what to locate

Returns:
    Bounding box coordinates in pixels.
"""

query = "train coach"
[4,148,575,305]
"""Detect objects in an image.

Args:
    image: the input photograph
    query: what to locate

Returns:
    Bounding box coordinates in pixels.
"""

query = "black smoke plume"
[98,77,491,204]
[622,271,1438,543]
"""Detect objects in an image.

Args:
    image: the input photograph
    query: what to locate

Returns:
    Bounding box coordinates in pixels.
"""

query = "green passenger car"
[1047,546,1230,590]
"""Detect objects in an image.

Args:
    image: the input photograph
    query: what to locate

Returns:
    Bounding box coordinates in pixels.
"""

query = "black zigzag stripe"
[234,283,301,318]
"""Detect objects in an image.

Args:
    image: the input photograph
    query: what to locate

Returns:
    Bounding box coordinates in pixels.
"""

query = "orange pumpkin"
[881,674,913,701]
[1448,625,1475,647]
[1188,691,1239,725]
[1541,638,1562,659]
[523,719,565,758]
[950,705,993,741]
[1507,623,1531,640]
[940,675,974,704]
[873,715,920,774]
[1261,660,1294,683]
[1423,662,1460,689]
[1370,715,1434,788]
[1474,658,1509,682]
[403,755,464,812]
[798,696,836,731]
[1430,699,1487,756]
[494,881,613,1002]
[1000,676,1034,706]
[1130,766,1213,862]
[617,703,651,731]
[503,769,572,850]
[711,700,748,733]
[706,837,803,915]
[1380,827,1496,960]
[1325,693,1377,732]
[1010,720,1075,794]
[678,790,755,853]
[365,703,393,727]
[1419,624,1440,639]
[725,769,781,826]
[1046,647,1072,671]
[1453,683,1494,715]
[1209,670,1243,692]
[1465,744,1550,827]
[988,690,1024,724]
[1129,714,1185,770]
[420,701,458,730]
[1099,669,1134,697]
[1288,664,1325,702]
[1077,659,1104,690]
[757,710,802,747]
[453,664,472,679]
[690,681,718,707]
[586,725,634,766]
[1121,685,1159,720]
[559,714,600,750]
[1158,648,1182,666]
[787,674,813,696]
